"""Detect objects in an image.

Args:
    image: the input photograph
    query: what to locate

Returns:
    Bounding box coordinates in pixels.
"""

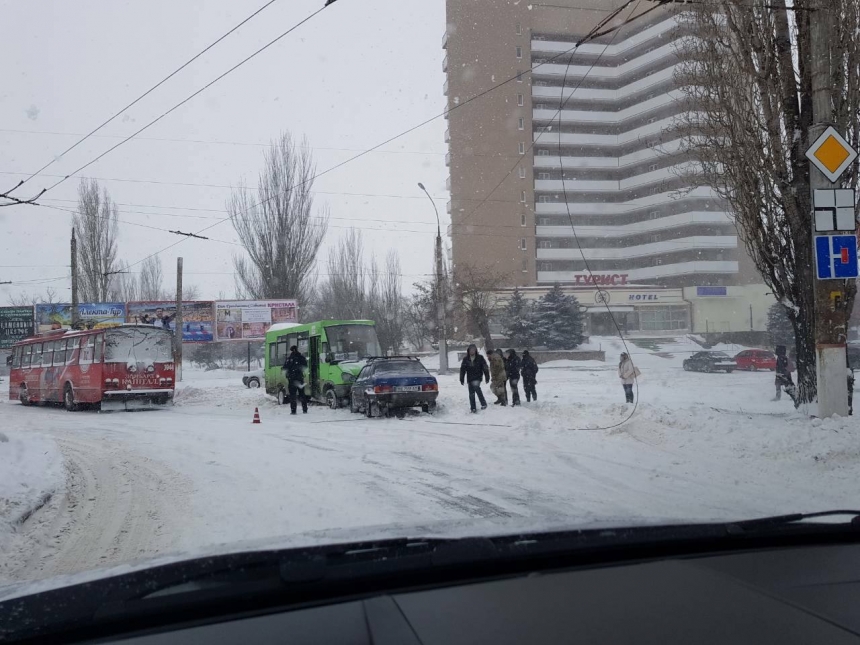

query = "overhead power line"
[5,0,283,196]
[32,0,338,201]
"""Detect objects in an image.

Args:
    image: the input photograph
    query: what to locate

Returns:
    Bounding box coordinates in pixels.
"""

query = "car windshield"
[374,361,428,376]
[2,0,859,612]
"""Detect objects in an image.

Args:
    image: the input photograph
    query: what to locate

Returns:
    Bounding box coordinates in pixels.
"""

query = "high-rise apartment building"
[444,0,761,287]
[443,0,771,336]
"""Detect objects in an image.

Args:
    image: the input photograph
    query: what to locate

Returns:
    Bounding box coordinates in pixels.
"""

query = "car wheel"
[703,364,712,373]
[325,389,339,410]
[277,389,286,405]
[748,365,757,372]
[350,392,359,414]
[63,383,79,412]
[248,377,260,389]
[421,403,430,413]
[683,363,691,372]
[19,384,32,406]
[366,401,377,418]
[725,369,734,374]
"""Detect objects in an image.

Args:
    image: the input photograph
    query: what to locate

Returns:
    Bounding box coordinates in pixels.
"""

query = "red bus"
[7,324,175,411]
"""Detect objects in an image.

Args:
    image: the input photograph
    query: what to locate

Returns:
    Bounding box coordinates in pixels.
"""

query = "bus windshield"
[104,327,173,364]
[325,325,381,361]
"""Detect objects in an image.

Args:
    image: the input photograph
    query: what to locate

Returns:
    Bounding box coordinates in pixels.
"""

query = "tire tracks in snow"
[17,435,193,581]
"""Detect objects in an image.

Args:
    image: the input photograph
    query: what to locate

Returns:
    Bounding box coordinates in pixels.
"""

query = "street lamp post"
[418,182,448,374]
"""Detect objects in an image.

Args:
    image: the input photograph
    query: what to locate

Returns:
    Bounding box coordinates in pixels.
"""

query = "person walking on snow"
[504,349,522,406]
[773,345,797,404]
[520,350,539,402]
[283,345,309,414]
[489,348,508,406]
[459,344,490,413]
[618,352,640,404]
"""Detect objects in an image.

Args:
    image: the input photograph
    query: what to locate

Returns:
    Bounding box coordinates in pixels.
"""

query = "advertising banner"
[126,301,214,342]
[0,306,34,348]
[215,300,298,341]
[34,303,126,332]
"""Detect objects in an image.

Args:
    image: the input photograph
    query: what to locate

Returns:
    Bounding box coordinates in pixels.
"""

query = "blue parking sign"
[815,235,859,279]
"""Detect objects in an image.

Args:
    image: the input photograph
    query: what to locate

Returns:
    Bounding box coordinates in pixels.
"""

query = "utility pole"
[418,182,448,373]
[70,229,79,329]
[175,257,183,382]
[808,9,850,417]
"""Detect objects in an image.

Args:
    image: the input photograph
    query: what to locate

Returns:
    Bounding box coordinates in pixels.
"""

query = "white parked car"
[242,369,264,388]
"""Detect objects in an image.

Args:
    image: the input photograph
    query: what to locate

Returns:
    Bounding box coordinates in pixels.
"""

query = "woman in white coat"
[618,352,640,404]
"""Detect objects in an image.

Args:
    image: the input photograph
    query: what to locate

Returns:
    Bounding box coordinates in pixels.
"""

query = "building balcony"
[532,91,685,125]
[532,66,676,104]
[442,31,448,49]
[531,17,681,59]
[443,79,448,95]
[446,176,451,191]
[446,199,452,214]
[445,152,451,166]
[533,163,698,193]
[531,43,679,81]
[444,128,450,143]
[533,114,688,148]
[443,54,448,72]
[533,139,685,169]
[534,186,721,215]
[536,236,737,261]
[536,212,732,239]
[537,260,739,284]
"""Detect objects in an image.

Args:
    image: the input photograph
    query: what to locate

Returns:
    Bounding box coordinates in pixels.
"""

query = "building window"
[538,217,551,225]
[639,307,688,331]
[517,69,524,82]
[650,186,661,195]
[539,262,552,271]
[516,46,523,59]
[536,103,547,110]
[520,238,527,250]
[651,234,660,243]
[538,195,551,202]
[648,117,657,124]
[517,93,524,106]
[518,117,525,130]
[537,149,550,156]
[521,213,527,226]
[522,258,528,272]
[539,240,552,249]
[648,163,658,172]
[654,258,663,266]
[538,172,551,180]
[649,211,659,219]
[519,166,527,178]
[515,23,523,35]
[518,142,526,154]
[520,190,527,203]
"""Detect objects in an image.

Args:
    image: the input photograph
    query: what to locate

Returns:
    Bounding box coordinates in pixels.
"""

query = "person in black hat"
[283,345,309,414]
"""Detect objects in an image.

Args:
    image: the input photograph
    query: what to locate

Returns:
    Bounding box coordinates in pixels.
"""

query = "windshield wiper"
[726,510,860,533]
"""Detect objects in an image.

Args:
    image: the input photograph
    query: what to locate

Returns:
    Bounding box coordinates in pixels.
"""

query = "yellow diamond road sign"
[806,126,858,183]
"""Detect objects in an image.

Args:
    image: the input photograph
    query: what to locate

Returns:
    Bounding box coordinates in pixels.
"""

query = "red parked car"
[733,349,777,371]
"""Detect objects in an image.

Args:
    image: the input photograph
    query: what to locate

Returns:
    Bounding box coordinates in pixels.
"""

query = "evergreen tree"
[500,288,534,346]
[532,283,585,349]
[767,302,795,347]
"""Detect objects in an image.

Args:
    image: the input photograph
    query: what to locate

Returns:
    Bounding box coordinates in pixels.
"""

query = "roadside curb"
[12,492,54,529]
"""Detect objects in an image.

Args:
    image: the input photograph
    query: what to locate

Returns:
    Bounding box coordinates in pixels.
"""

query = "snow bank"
[0,426,64,581]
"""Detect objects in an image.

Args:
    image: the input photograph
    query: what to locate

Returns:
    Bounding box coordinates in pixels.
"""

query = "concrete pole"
[175,257,183,382]
[418,183,448,373]
[809,9,849,417]
[70,229,79,329]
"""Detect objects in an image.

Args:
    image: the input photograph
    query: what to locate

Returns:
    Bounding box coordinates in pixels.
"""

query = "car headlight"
[342,372,355,383]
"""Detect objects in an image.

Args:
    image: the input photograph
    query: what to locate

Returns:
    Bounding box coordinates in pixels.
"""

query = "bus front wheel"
[63,384,79,412]
[277,389,287,406]
[325,389,339,410]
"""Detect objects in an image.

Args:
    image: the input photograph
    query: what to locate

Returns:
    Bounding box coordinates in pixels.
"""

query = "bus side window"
[321,342,330,363]
[41,341,53,367]
[269,342,278,366]
[66,338,81,365]
[11,346,21,369]
[21,345,32,368]
[31,343,42,367]
[80,336,95,364]
[94,335,104,363]
[53,340,67,366]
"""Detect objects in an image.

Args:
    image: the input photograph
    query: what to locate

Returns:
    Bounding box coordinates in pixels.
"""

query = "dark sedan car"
[349,357,438,417]
[682,351,737,373]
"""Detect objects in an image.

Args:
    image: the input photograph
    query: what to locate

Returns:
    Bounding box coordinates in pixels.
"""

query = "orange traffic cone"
[252,407,261,424]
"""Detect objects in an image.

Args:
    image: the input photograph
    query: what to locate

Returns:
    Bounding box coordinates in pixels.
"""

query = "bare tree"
[73,179,119,302]
[455,264,508,353]
[674,0,860,403]
[109,261,139,302]
[229,133,328,306]
[404,280,438,350]
[312,229,371,320]
[138,256,164,300]
[370,251,405,354]
[7,287,60,306]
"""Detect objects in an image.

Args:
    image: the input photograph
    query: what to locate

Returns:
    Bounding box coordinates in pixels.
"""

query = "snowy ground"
[2,337,859,597]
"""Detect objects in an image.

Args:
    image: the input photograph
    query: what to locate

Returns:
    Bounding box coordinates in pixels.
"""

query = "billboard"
[126,301,214,342]
[215,300,298,341]
[0,306,34,349]
[35,303,126,333]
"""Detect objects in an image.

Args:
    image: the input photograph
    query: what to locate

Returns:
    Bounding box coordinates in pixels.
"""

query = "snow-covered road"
[3,346,859,590]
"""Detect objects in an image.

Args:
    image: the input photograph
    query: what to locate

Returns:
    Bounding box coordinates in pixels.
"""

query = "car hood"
[0,513,743,602]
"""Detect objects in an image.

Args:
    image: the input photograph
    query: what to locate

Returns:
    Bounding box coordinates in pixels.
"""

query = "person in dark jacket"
[520,350,539,402]
[459,344,490,413]
[283,345,309,414]
[773,345,796,404]
[505,349,522,406]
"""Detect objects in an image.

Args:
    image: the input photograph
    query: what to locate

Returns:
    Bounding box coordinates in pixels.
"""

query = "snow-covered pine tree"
[500,288,534,347]
[532,283,585,350]
[767,302,795,347]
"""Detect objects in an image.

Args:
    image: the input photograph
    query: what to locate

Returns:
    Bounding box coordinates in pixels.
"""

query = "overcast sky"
[0,0,448,304]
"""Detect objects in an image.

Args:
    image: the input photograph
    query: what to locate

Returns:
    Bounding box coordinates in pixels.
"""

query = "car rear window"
[373,361,428,375]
